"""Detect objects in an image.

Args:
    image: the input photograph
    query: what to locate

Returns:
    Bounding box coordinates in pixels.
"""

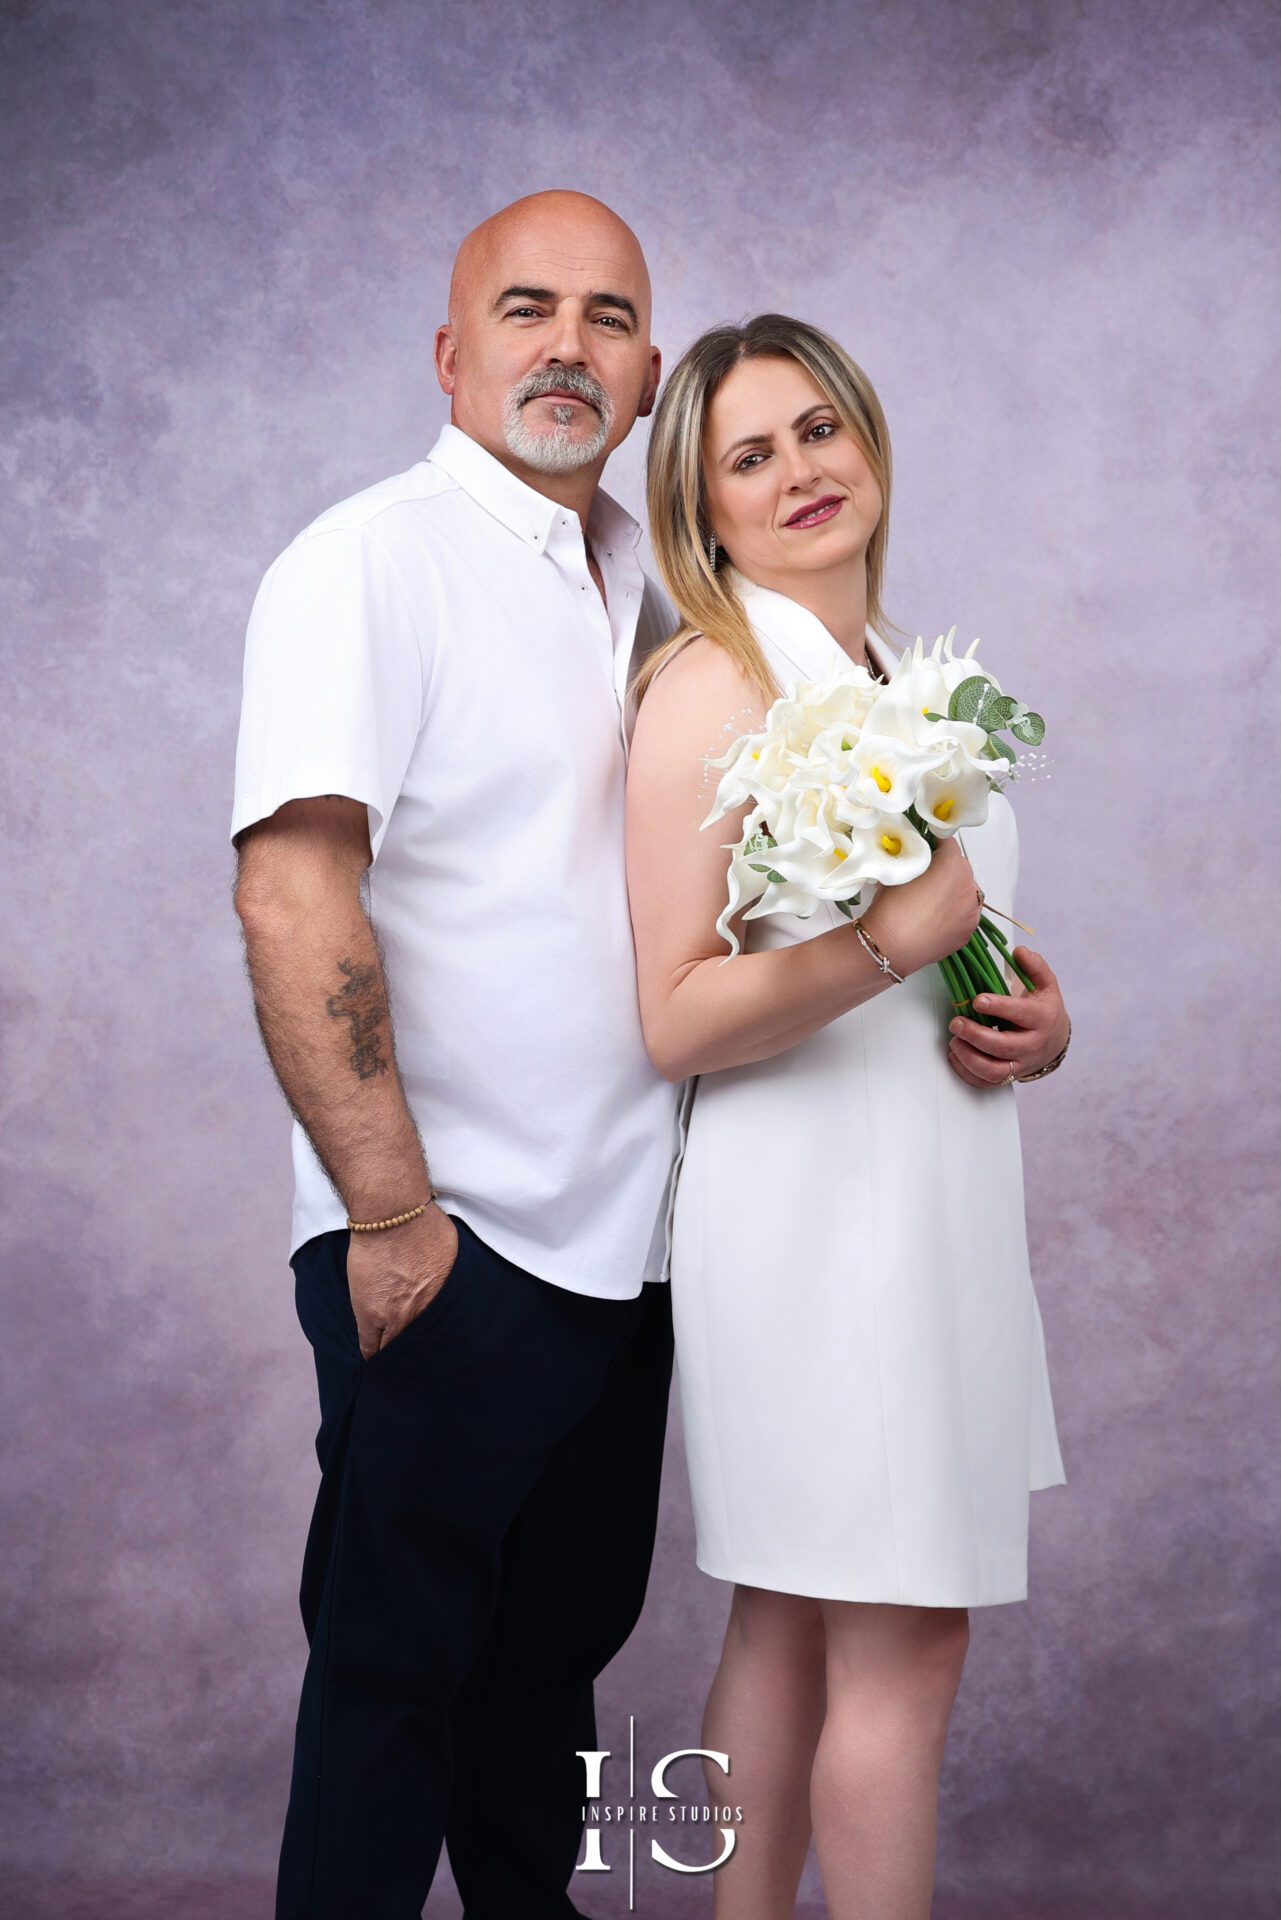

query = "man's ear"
[434,323,457,396]
[636,345,662,420]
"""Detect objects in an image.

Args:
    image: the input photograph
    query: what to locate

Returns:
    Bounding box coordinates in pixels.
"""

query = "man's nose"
[542,301,592,366]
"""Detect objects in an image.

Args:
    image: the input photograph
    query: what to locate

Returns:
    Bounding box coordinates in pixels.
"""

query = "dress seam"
[859,1004,904,1602]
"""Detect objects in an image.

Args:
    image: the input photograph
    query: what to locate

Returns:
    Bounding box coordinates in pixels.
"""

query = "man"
[231,191,683,1920]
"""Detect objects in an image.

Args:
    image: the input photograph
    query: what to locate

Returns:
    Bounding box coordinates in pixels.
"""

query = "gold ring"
[1001,1061,1017,1086]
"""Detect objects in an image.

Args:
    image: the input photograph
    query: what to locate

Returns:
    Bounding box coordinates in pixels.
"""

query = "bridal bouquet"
[702,629,1045,1029]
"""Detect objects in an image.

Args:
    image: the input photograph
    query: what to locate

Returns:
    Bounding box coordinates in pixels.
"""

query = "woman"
[626,315,1069,1920]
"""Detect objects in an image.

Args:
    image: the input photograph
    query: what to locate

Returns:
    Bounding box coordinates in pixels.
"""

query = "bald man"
[231,192,683,1918]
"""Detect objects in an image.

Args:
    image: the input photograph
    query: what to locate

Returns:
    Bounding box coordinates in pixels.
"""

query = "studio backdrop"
[2,1,1277,1915]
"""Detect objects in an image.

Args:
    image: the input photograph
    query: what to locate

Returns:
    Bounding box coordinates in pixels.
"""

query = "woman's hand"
[859,838,983,978]
[946,947,1070,1089]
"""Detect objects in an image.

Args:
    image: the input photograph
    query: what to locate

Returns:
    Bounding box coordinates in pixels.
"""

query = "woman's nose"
[781,443,822,488]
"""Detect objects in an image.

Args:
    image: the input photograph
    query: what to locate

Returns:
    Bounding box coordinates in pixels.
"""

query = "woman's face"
[701,354,882,588]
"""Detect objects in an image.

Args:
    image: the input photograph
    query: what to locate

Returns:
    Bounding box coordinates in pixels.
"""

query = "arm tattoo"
[326,956,389,1080]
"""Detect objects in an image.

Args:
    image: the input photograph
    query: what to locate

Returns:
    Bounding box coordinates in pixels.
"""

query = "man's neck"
[452,419,604,537]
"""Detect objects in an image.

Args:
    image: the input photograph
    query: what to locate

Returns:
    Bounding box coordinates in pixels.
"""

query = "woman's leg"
[810,1602,970,1920]
[701,1584,827,1919]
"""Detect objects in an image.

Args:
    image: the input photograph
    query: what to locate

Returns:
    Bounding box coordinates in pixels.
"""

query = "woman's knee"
[822,1602,970,1713]
[727,1583,826,1663]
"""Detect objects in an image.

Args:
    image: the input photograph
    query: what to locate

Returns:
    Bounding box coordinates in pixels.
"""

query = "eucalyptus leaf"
[1010,711,1045,745]
[949,675,993,723]
[988,734,1017,763]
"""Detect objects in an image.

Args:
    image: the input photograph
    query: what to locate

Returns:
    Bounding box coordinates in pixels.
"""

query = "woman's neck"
[746,559,869,665]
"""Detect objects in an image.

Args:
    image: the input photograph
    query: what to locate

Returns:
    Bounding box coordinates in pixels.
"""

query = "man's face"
[435,202,660,486]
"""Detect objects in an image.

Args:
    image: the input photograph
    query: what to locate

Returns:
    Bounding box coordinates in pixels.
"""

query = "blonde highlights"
[636,314,892,703]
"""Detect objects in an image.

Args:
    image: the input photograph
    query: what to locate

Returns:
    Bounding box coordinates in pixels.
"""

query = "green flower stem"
[966,932,1007,997]
[955,942,992,999]
[938,951,970,1013]
[978,915,1036,992]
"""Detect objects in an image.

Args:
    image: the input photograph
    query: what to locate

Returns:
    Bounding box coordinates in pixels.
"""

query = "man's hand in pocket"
[346,1203,460,1359]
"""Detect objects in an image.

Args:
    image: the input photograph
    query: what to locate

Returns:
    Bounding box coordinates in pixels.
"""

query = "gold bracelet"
[852,917,905,984]
[346,1197,434,1233]
[1016,1017,1072,1083]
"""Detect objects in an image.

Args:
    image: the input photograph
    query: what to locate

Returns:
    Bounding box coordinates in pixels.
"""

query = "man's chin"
[506,423,610,476]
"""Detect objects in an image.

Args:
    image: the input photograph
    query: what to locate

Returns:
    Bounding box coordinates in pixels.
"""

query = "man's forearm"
[239,890,432,1221]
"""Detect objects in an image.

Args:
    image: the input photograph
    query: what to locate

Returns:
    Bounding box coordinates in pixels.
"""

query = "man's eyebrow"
[492,285,638,324]
[589,290,638,323]
[493,285,557,309]
[721,403,835,461]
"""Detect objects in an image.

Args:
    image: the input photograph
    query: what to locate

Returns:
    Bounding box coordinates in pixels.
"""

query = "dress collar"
[729,567,900,684]
[426,422,640,557]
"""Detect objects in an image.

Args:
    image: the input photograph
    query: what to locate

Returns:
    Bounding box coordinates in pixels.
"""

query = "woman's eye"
[808,420,836,440]
[735,451,766,472]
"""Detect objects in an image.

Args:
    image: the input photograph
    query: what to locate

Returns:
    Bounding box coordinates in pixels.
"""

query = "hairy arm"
[625,640,984,1082]
[233,795,457,1353]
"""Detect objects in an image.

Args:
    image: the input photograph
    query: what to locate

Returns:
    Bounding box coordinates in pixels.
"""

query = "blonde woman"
[625,315,1069,1920]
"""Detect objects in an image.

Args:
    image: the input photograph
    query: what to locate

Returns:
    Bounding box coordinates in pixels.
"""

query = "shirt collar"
[426,422,641,556]
[729,568,900,683]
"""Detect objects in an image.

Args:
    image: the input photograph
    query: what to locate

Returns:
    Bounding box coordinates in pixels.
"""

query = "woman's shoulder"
[630,633,770,776]
[642,631,768,717]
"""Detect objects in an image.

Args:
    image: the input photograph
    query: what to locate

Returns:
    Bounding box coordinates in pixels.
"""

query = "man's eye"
[506,306,542,319]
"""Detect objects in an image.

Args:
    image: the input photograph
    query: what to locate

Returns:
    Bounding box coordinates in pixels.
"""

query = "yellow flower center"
[880,833,902,856]
[751,750,760,759]
[872,765,892,793]
[934,796,954,821]
[832,847,847,861]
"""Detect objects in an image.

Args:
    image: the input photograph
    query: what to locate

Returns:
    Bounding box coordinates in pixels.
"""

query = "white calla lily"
[702,631,1030,959]
[914,760,992,834]
[848,729,955,813]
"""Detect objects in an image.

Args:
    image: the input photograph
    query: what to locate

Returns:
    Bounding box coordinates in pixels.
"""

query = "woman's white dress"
[669,578,1065,1608]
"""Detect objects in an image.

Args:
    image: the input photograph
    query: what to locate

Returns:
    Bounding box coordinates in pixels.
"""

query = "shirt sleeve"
[229,526,426,860]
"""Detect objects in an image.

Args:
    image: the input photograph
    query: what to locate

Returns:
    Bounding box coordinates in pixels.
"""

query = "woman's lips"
[784,495,844,528]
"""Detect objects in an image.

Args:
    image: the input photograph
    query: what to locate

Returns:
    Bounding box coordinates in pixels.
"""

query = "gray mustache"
[512,367,613,417]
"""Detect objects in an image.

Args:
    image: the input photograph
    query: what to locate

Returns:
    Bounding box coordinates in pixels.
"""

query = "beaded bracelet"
[852,917,905,984]
[1016,1017,1072,1083]
[346,1196,434,1233]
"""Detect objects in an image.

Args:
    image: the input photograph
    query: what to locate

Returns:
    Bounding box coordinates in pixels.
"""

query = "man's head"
[435,191,659,492]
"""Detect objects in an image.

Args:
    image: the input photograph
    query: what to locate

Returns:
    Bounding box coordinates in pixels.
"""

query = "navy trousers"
[276,1216,674,1920]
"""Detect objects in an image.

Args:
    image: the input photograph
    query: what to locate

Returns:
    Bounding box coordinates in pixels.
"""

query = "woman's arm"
[626,638,984,1082]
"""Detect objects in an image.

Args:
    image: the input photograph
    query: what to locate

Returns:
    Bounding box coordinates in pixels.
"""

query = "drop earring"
[707,531,717,573]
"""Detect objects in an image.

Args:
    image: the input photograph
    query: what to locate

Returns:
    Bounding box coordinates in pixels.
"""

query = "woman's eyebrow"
[721,404,834,462]
[721,427,774,459]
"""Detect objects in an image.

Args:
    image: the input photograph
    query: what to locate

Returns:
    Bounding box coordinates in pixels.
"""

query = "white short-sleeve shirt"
[231,423,685,1298]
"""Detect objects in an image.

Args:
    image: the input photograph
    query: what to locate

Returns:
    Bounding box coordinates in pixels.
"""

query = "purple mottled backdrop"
[2,1,1277,1914]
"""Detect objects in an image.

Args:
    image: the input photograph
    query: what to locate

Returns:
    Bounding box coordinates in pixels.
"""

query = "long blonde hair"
[636,314,892,703]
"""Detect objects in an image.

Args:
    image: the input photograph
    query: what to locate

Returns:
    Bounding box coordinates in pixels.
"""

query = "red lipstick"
[783,494,844,529]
